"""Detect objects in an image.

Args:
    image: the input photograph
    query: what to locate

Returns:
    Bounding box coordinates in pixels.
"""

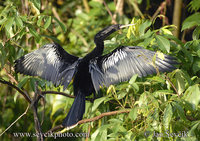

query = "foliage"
[0,0,200,141]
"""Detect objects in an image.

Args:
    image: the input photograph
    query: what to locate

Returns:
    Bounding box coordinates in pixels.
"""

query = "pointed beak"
[120,24,135,29]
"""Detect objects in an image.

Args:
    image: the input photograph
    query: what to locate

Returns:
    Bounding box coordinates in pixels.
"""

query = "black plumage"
[15,24,177,129]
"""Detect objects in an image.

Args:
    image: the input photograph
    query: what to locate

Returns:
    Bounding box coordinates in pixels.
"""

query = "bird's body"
[15,24,177,129]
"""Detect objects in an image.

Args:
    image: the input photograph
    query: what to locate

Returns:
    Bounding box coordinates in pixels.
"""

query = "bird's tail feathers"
[62,91,85,130]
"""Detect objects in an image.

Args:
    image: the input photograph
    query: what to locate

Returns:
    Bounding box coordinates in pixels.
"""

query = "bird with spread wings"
[15,24,177,129]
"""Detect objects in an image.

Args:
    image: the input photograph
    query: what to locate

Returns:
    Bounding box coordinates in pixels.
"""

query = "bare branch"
[3,68,18,84]
[78,109,130,124]
[32,82,44,141]
[103,0,117,24]
[83,0,90,13]
[41,91,94,102]
[151,2,166,22]
[0,105,30,136]
[45,109,130,133]
[165,74,180,97]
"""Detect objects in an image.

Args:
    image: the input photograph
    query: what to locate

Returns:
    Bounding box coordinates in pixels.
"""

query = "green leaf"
[5,17,14,38]
[17,77,29,88]
[172,102,187,121]
[92,97,107,112]
[91,125,110,141]
[89,1,102,8]
[129,74,138,85]
[28,26,40,43]
[197,50,200,57]
[155,35,170,53]
[182,13,200,31]
[139,20,151,36]
[175,71,185,94]
[41,35,61,43]
[117,92,127,100]
[108,118,123,124]
[128,107,138,121]
[192,58,200,74]
[135,92,148,106]
[132,83,139,92]
[188,121,200,137]
[0,17,7,25]
[37,15,44,27]
[183,84,200,110]
[0,43,7,69]
[15,17,23,28]
[29,0,41,14]
[147,75,165,83]
[108,2,116,11]
[188,0,200,12]
[164,34,184,46]
[54,17,66,33]
[29,78,36,91]
[192,26,200,40]
[44,16,51,29]
[163,103,173,130]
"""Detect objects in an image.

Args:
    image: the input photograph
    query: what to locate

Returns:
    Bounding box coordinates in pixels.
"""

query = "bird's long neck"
[85,25,121,60]
[94,25,120,44]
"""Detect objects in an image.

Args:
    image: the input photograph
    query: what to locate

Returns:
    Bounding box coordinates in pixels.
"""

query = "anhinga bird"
[15,24,177,129]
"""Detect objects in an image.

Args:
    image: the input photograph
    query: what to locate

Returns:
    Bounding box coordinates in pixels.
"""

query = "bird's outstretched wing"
[15,43,79,89]
[89,46,177,92]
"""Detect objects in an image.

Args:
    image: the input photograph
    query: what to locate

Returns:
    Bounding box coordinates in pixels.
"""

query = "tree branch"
[151,2,166,22]
[165,74,180,97]
[0,105,30,136]
[78,109,130,124]
[32,82,44,141]
[83,0,90,13]
[41,91,94,102]
[103,0,117,24]
[45,109,130,133]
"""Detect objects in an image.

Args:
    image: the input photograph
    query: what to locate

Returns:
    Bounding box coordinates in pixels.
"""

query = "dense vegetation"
[0,0,200,140]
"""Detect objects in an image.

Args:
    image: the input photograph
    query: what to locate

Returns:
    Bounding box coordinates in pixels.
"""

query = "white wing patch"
[103,49,127,71]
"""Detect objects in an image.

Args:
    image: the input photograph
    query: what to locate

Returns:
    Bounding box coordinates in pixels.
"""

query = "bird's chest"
[73,61,94,96]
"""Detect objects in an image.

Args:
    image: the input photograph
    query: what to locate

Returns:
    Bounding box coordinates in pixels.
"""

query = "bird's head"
[94,24,135,43]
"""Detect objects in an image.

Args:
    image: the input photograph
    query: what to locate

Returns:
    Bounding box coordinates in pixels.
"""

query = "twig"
[164,74,180,97]
[112,0,124,26]
[85,123,91,141]
[115,0,124,16]
[41,91,94,102]
[45,109,130,133]
[0,79,32,103]
[129,0,144,18]
[52,7,61,21]
[0,105,30,136]
[83,0,90,13]
[103,1,117,24]
[32,82,44,141]
[42,91,75,98]
[78,109,130,124]
[3,68,18,84]
[151,2,166,22]
[71,29,88,47]
[5,28,23,43]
